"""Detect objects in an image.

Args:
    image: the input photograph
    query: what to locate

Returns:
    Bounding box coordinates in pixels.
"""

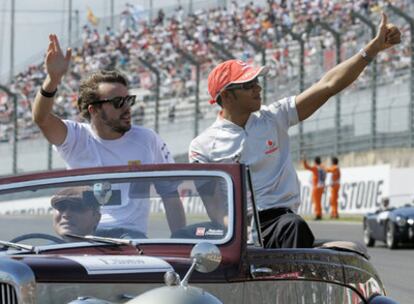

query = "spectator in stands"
[32,34,186,238]
[5,1,412,150]
[325,156,341,219]
[51,187,101,242]
[189,13,401,248]
[303,156,326,220]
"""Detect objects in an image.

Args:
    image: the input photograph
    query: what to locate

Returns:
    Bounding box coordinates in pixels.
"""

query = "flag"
[87,7,99,26]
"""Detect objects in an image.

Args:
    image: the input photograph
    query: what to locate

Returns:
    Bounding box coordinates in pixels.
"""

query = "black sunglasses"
[225,78,260,91]
[54,200,91,213]
[90,95,136,109]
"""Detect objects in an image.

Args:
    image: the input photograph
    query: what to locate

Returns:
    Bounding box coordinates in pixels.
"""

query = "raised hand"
[374,12,401,52]
[45,34,72,84]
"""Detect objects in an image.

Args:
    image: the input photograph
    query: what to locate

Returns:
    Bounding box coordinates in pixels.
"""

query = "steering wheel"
[9,233,65,244]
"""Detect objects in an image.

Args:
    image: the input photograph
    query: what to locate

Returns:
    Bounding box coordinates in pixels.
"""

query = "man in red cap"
[189,13,400,248]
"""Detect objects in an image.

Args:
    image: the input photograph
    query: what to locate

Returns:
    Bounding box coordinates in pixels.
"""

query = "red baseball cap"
[208,59,269,104]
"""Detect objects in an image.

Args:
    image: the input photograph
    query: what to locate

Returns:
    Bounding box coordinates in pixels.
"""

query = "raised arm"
[32,34,72,145]
[296,13,401,121]
[302,159,312,171]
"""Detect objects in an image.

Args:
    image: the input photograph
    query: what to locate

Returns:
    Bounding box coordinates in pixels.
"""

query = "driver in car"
[51,187,101,242]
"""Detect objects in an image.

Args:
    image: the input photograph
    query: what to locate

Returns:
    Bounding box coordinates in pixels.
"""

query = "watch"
[40,87,57,98]
[359,48,374,63]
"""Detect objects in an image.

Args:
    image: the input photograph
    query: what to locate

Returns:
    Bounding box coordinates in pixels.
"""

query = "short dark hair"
[332,157,339,165]
[77,70,128,121]
[216,90,237,108]
[216,95,223,107]
[314,156,321,165]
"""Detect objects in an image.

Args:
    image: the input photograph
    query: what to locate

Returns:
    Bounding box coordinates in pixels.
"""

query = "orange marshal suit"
[303,160,325,218]
[325,165,341,218]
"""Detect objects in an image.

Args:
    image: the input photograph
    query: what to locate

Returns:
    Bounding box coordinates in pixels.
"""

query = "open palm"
[45,34,72,82]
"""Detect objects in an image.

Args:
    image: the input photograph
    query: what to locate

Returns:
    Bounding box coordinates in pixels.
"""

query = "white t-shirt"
[189,96,301,211]
[55,120,174,233]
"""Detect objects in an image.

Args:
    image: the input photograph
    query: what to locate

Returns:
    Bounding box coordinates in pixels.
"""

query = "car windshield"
[0,170,233,249]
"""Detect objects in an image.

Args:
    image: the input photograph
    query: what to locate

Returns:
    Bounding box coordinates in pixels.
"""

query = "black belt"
[258,207,293,222]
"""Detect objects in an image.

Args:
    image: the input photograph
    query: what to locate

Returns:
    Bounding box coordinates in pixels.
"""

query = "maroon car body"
[0,164,396,303]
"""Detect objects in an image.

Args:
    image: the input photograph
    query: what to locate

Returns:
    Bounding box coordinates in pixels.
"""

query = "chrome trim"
[0,258,36,304]
[250,265,273,278]
[0,170,231,191]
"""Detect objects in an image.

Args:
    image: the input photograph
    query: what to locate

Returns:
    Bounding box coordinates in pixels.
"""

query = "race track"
[309,220,414,304]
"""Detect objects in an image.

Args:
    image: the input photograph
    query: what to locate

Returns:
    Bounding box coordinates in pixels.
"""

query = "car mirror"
[191,242,222,273]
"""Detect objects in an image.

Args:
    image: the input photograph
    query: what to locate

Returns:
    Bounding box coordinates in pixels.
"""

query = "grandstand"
[0,0,413,175]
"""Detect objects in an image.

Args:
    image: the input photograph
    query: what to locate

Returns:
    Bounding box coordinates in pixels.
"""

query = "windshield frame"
[0,169,235,247]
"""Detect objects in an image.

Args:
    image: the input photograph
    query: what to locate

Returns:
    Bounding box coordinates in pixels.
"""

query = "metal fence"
[0,3,413,176]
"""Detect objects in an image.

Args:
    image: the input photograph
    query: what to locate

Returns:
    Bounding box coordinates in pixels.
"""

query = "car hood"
[393,206,414,218]
[9,254,179,283]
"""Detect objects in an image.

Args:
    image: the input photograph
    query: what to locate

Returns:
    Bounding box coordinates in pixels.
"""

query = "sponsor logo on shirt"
[128,160,141,166]
[232,153,241,162]
[190,151,199,158]
[161,143,170,161]
[265,140,279,155]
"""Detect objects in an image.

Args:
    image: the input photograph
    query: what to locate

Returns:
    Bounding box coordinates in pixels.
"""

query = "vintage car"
[363,202,414,249]
[0,164,398,303]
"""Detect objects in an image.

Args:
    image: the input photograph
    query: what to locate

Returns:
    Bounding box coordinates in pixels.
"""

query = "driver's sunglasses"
[54,201,91,213]
[90,95,136,109]
[225,78,260,91]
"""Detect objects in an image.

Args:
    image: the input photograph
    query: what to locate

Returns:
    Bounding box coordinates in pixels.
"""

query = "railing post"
[351,11,378,150]
[387,4,414,147]
[175,48,201,137]
[240,36,268,105]
[282,26,307,158]
[138,58,160,133]
[314,21,342,156]
[0,84,18,174]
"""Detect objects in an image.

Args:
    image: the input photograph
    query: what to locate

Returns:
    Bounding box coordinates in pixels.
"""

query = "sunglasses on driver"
[89,95,136,109]
[53,200,94,213]
[225,78,260,91]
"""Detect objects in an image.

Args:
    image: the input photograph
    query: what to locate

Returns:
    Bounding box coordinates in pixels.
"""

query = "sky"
[0,0,228,83]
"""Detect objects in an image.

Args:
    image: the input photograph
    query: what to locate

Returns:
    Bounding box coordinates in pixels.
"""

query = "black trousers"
[258,207,315,248]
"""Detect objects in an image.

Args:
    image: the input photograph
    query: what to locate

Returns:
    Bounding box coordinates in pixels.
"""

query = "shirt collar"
[214,110,256,130]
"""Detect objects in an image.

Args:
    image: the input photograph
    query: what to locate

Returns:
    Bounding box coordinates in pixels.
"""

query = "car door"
[244,247,368,304]
[374,210,390,241]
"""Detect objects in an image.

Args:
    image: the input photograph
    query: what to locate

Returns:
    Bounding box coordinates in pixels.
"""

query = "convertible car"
[0,164,398,303]
[363,203,414,249]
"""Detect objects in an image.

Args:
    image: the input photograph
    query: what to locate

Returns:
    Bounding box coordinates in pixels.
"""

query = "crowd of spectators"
[0,0,412,143]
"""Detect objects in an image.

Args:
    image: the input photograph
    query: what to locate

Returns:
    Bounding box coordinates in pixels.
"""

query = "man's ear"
[88,104,97,116]
[220,91,235,105]
[220,90,230,100]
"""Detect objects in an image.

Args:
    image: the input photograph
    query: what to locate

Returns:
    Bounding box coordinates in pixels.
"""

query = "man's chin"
[59,227,78,237]
[252,104,261,112]
[114,123,131,134]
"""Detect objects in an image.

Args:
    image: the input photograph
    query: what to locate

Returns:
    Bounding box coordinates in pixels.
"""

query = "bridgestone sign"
[298,165,413,215]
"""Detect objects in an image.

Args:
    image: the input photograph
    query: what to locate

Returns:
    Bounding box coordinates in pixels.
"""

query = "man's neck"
[91,123,124,140]
[221,109,250,128]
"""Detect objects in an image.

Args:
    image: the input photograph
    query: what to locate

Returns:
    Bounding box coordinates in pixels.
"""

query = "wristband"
[40,87,57,98]
[359,48,374,64]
